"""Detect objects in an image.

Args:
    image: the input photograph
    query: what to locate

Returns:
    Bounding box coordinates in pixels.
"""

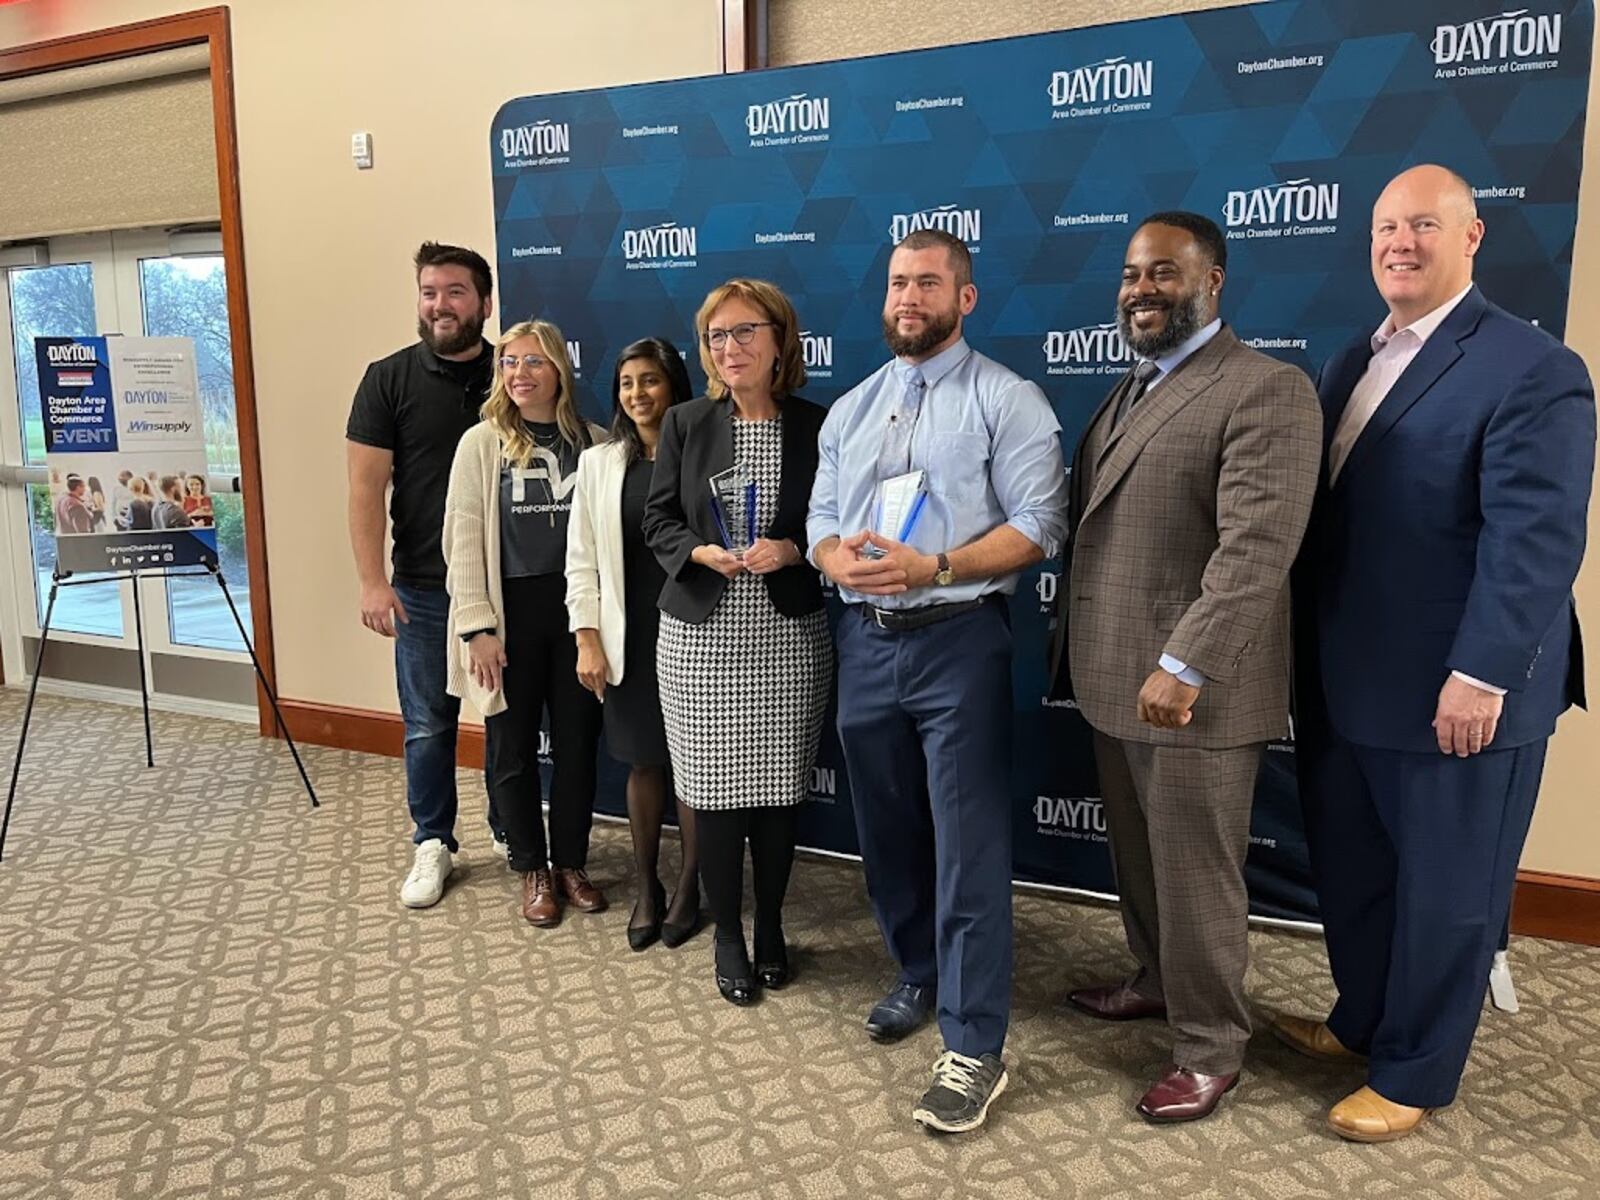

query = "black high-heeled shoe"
[714,937,757,1007]
[661,887,704,949]
[754,924,791,991]
[627,879,666,952]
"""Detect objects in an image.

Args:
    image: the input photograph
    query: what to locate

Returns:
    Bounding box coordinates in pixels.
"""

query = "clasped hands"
[818,531,937,595]
[691,537,801,579]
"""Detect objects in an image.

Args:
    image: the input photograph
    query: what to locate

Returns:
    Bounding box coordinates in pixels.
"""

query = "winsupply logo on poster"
[799,331,834,379]
[1043,322,1134,376]
[889,204,982,247]
[499,119,572,168]
[1433,9,1562,77]
[746,93,831,147]
[1048,56,1155,118]
[1034,796,1107,841]
[621,222,699,270]
[1223,178,1340,239]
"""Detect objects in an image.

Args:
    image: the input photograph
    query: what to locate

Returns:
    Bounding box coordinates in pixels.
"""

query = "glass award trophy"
[708,463,757,554]
[861,469,928,559]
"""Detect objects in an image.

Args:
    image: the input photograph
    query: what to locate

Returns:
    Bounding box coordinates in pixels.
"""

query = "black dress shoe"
[865,982,933,1042]
[661,902,704,949]
[627,880,665,952]
[754,924,791,991]
[714,938,757,1007]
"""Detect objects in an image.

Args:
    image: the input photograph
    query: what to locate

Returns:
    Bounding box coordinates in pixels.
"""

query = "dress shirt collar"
[1372,284,1473,352]
[1139,317,1222,382]
[897,336,972,390]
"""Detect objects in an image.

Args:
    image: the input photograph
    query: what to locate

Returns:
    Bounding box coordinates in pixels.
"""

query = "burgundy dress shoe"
[554,867,608,913]
[1067,980,1168,1021]
[1136,1064,1239,1123]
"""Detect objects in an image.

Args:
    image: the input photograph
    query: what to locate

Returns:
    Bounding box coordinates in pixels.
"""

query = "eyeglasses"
[702,321,775,350]
[498,354,550,372]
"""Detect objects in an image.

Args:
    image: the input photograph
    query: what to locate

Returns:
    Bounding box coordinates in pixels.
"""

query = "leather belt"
[861,595,992,632]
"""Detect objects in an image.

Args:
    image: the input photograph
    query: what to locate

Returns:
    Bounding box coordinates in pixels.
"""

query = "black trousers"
[485,574,602,872]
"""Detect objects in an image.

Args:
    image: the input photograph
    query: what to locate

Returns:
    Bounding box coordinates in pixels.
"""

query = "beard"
[1115,285,1209,359]
[882,303,961,359]
[417,307,485,357]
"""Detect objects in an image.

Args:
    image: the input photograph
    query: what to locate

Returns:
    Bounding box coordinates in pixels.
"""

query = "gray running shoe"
[912,1051,1008,1133]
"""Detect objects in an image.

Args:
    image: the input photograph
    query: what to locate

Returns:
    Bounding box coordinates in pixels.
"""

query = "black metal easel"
[1,557,318,861]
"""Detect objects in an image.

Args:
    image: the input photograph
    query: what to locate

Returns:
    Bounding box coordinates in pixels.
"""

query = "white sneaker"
[400,838,453,908]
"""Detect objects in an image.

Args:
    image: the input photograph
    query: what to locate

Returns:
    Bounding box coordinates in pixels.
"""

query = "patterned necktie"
[1114,359,1161,428]
[877,365,926,479]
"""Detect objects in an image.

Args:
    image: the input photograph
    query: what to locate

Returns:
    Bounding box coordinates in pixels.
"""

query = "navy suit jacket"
[1296,286,1595,754]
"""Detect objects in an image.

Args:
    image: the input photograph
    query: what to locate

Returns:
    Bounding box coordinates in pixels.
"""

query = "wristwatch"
[933,552,955,587]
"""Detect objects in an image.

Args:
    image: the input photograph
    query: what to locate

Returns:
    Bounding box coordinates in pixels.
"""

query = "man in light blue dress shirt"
[807,229,1068,1134]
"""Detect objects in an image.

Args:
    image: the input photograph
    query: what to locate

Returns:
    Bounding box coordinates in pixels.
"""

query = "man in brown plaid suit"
[1048,211,1321,1122]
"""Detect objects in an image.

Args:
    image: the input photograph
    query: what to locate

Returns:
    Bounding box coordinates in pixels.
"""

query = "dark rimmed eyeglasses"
[702,321,775,350]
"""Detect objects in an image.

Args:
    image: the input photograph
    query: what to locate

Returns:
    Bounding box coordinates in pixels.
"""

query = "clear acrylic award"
[708,463,757,554]
[862,469,928,559]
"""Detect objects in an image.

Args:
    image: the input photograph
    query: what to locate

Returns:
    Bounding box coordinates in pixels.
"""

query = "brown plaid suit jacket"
[1050,326,1322,749]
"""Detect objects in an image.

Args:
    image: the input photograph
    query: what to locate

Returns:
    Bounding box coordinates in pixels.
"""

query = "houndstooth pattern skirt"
[657,415,832,811]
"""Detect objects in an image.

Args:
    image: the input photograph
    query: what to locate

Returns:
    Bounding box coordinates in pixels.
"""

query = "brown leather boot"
[554,867,608,913]
[521,869,560,927]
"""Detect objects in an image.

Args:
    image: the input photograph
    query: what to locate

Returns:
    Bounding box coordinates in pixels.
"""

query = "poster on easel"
[36,334,217,573]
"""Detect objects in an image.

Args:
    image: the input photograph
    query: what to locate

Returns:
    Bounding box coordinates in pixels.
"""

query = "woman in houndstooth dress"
[643,279,831,1008]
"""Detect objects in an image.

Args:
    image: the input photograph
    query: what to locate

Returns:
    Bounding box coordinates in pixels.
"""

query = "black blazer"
[643,394,826,624]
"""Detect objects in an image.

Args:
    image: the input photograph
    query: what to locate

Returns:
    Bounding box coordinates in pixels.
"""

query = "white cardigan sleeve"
[442,427,498,637]
[565,446,603,632]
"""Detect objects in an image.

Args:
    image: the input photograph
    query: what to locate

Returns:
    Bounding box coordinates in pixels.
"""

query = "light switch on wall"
[351,132,373,170]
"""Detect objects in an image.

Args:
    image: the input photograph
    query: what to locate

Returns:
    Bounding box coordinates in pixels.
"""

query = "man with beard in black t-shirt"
[346,241,500,908]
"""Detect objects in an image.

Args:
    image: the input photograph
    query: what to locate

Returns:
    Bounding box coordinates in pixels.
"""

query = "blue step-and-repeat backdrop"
[492,0,1593,921]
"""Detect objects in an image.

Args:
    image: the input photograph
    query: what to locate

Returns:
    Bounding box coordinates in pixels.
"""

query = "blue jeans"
[393,583,463,851]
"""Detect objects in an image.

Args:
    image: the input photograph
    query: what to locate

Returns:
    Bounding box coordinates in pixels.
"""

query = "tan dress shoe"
[521,869,561,927]
[1270,1013,1364,1062]
[1328,1085,1429,1142]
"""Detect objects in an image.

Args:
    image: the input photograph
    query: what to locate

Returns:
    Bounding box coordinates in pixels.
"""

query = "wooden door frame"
[0,8,278,734]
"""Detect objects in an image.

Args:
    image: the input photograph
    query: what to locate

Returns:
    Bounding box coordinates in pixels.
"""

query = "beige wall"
[1,0,1595,875]
[0,0,723,712]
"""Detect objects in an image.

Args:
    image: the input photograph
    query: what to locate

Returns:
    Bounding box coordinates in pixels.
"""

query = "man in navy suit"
[1282,164,1594,1142]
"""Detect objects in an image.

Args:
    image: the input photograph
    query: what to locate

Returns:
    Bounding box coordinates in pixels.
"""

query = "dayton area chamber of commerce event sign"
[39,335,216,574]
[490,0,1593,920]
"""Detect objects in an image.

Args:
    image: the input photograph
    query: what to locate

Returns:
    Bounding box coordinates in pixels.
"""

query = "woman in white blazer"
[442,319,608,928]
[567,338,700,951]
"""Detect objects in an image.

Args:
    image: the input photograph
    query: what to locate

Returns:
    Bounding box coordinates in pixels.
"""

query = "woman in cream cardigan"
[442,318,608,927]
[567,337,700,951]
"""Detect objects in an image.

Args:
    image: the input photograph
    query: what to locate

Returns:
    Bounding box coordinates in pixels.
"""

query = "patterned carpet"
[2,689,1599,1199]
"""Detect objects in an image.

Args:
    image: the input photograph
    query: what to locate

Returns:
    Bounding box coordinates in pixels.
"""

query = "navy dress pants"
[835,600,1015,1058]
[1299,721,1546,1108]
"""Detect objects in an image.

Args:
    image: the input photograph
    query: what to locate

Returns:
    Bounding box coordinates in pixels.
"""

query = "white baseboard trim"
[10,675,259,725]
